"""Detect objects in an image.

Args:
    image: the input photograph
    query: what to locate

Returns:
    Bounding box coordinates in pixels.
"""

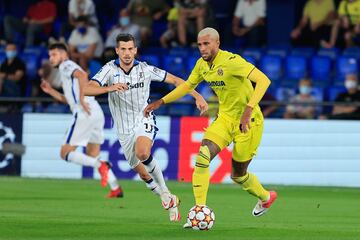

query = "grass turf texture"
[0,177,359,240]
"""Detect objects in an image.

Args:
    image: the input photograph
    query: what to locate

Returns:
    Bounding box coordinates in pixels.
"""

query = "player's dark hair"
[116,33,136,47]
[48,43,68,53]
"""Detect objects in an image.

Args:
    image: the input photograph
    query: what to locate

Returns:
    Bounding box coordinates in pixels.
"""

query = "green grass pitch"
[0,177,359,240]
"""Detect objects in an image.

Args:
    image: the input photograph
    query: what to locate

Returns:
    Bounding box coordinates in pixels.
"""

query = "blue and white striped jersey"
[91,59,167,135]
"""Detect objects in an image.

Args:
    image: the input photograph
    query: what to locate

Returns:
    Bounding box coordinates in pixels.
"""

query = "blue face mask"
[119,17,130,26]
[299,86,311,95]
[77,26,87,34]
[6,50,17,59]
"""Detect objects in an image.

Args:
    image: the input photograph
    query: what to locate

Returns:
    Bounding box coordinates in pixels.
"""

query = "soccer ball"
[186,205,215,230]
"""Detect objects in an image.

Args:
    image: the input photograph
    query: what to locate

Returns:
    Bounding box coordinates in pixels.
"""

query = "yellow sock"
[232,172,269,201]
[192,146,211,205]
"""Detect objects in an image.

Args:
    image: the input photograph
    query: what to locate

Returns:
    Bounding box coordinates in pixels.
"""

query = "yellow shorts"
[203,113,264,162]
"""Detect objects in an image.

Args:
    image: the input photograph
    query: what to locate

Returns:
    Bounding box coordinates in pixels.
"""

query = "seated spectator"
[0,42,26,97]
[105,9,141,48]
[284,79,318,119]
[127,0,170,44]
[291,0,335,48]
[178,0,207,46]
[68,16,104,70]
[59,0,98,42]
[232,0,266,47]
[4,0,57,47]
[321,74,360,119]
[260,92,279,118]
[160,5,180,48]
[322,0,360,48]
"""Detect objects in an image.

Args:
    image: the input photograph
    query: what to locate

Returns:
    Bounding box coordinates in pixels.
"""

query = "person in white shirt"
[85,33,208,222]
[232,0,266,47]
[68,16,104,70]
[60,0,99,41]
[105,9,141,49]
[40,43,125,198]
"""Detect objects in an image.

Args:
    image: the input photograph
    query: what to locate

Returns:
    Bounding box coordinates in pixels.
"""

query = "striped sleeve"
[91,63,112,86]
[146,64,167,82]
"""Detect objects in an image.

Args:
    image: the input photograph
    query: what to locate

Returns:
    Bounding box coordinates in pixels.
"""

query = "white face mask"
[345,80,358,90]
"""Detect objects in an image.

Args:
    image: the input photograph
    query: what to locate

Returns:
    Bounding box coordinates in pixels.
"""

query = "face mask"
[6,50,17,59]
[77,26,87,34]
[345,80,357,89]
[119,17,130,26]
[299,86,311,95]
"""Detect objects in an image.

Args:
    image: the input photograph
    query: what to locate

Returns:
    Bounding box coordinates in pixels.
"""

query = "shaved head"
[198,27,220,41]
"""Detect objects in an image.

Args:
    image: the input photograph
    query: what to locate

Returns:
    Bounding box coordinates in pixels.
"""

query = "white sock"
[108,168,119,190]
[66,151,101,168]
[143,155,169,194]
[145,178,162,196]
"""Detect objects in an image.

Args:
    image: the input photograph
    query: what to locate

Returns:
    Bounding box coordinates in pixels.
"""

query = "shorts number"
[144,123,153,133]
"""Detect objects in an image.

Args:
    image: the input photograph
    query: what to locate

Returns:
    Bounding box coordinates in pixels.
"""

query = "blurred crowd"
[0,0,360,119]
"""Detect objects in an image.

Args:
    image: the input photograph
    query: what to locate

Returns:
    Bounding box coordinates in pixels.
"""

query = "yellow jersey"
[186,49,262,121]
[338,0,360,24]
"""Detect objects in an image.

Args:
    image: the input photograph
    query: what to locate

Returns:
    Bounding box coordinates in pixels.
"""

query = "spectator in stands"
[0,42,26,97]
[260,92,279,118]
[68,16,104,70]
[177,0,207,46]
[321,74,360,119]
[291,0,336,48]
[322,0,360,48]
[105,9,141,49]
[59,0,99,42]
[232,0,266,47]
[3,0,57,47]
[127,0,170,44]
[160,4,180,48]
[284,78,318,119]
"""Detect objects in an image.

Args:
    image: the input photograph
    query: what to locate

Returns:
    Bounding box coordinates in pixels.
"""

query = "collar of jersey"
[114,58,139,75]
[209,49,224,69]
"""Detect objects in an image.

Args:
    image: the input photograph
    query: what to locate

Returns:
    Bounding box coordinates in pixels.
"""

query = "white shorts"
[63,103,105,147]
[118,118,158,168]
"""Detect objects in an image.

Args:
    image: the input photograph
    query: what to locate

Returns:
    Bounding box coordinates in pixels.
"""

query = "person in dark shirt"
[0,42,26,97]
[322,74,360,119]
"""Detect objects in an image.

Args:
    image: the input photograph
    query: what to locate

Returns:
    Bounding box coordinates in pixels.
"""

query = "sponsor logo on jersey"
[208,81,225,87]
[127,82,144,89]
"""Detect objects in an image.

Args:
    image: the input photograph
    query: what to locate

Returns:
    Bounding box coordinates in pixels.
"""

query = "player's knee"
[136,151,150,162]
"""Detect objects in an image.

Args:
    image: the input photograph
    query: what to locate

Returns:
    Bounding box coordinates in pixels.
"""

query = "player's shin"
[192,145,211,205]
[232,172,269,201]
[145,178,162,195]
[142,155,169,194]
[65,151,101,168]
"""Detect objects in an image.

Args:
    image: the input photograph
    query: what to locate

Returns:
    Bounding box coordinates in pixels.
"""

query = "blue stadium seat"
[242,54,257,65]
[19,52,40,80]
[275,87,296,101]
[266,46,289,58]
[140,54,160,66]
[163,56,187,79]
[0,51,5,65]
[259,55,282,82]
[326,86,346,101]
[335,56,358,85]
[310,56,332,87]
[291,47,315,59]
[89,60,102,79]
[342,47,360,59]
[285,55,307,83]
[317,48,340,60]
[242,48,263,61]
[187,55,199,73]
[169,47,189,58]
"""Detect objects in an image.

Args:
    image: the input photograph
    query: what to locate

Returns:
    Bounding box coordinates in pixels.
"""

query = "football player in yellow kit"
[144,27,277,224]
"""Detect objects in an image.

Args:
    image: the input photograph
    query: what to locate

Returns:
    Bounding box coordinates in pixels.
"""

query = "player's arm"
[40,80,67,104]
[73,69,91,114]
[164,73,208,115]
[240,68,271,133]
[84,80,129,96]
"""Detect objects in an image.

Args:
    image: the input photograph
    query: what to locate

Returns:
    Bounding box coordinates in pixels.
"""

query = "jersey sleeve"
[338,1,346,15]
[91,63,112,86]
[146,64,167,82]
[228,54,255,79]
[60,61,81,79]
[186,58,203,89]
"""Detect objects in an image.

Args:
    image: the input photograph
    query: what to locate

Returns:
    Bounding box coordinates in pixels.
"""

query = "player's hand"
[40,79,53,94]
[240,106,253,133]
[80,98,91,115]
[144,99,164,117]
[107,83,128,92]
[195,97,208,116]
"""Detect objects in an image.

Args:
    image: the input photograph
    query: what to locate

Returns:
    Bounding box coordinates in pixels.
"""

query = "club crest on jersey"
[139,72,144,79]
[127,82,144,89]
[217,68,223,76]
